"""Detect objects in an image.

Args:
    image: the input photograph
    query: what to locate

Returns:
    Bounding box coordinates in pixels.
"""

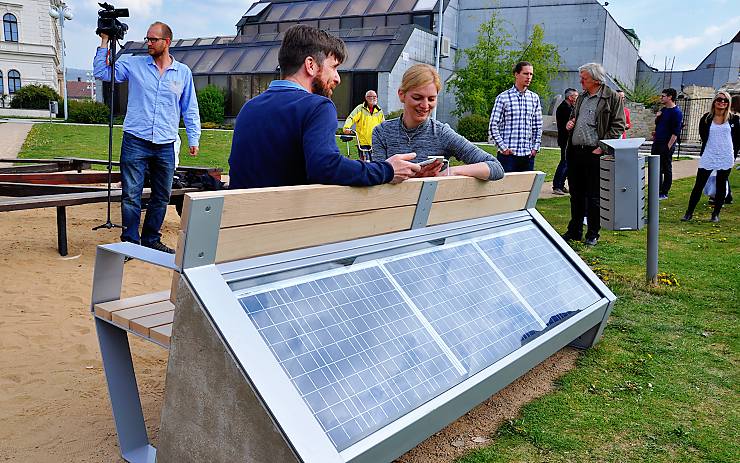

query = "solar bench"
[90,172,616,463]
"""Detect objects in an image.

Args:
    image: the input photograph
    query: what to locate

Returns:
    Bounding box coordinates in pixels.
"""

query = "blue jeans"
[496,153,535,173]
[552,146,568,189]
[120,131,175,246]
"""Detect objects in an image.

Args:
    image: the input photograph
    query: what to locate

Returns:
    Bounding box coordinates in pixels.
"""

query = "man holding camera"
[93,21,201,254]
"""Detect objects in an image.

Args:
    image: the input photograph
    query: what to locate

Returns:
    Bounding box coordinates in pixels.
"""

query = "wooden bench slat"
[215,205,417,262]
[110,301,175,328]
[130,311,175,338]
[94,290,171,320]
[433,172,536,202]
[428,191,531,225]
[203,181,423,229]
[151,324,173,346]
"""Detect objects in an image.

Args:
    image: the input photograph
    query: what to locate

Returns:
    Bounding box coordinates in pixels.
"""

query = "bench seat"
[94,290,174,347]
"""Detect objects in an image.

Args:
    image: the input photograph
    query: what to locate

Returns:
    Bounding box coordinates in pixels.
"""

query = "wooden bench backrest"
[174,172,541,269]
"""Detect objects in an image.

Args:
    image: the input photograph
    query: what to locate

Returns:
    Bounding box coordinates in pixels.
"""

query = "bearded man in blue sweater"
[228,26,420,189]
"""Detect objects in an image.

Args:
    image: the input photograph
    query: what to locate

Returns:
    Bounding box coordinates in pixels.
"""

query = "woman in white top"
[681,91,740,223]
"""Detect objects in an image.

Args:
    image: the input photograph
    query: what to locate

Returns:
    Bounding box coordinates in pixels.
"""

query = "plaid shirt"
[488,86,543,156]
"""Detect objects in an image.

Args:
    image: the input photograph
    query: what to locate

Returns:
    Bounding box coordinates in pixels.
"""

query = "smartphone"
[417,156,446,166]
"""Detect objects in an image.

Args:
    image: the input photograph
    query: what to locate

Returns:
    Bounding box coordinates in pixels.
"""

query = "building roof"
[119,25,415,75]
[65,81,94,99]
[236,0,439,28]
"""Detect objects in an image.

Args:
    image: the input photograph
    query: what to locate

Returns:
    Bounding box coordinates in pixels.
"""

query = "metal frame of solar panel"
[184,209,615,463]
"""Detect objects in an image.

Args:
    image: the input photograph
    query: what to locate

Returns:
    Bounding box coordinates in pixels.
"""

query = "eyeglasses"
[715,98,729,104]
[144,37,166,43]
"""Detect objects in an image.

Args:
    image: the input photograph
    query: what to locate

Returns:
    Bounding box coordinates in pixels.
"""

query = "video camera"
[96,2,129,40]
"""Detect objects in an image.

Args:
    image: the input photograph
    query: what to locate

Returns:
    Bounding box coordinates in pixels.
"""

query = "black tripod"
[93,37,124,233]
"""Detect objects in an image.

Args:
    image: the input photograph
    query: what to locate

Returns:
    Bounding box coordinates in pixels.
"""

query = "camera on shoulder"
[96,2,129,40]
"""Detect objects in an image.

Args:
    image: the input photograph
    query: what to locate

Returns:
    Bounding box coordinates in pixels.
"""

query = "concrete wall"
[602,14,638,88]
[382,27,458,124]
[456,0,628,95]
[157,277,300,463]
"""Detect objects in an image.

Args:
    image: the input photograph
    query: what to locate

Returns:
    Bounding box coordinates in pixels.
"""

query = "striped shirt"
[488,86,543,156]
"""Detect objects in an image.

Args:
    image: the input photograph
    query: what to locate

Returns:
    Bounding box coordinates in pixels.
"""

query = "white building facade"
[0,0,62,105]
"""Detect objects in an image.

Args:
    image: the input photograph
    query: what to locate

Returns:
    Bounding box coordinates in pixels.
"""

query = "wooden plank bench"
[90,172,546,462]
[0,185,197,256]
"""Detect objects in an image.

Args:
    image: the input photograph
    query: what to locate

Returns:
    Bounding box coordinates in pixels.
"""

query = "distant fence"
[676,97,713,143]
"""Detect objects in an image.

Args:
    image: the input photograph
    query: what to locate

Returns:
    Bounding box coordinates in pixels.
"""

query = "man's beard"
[148,48,163,59]
[311,76,333,98]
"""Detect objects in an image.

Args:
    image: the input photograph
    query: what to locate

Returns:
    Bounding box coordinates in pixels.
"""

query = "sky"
[61,0,739,72]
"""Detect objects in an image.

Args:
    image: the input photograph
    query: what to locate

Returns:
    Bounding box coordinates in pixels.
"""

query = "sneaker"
[584,236,599,246]
[659,194,669,200]
[562,186,569,193]
[552,188,567,195]
[680,213,692,222]
[144,241,175,254]
[710,215,720,223]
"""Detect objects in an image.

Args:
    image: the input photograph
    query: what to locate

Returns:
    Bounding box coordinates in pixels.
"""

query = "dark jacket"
[568,84,626,145]
[698,112,740,159]
[556,100,574,148]
[228,87,393,189]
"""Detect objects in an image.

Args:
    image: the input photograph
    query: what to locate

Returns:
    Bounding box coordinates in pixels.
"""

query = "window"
[0,70,4,95]
[3,13,18,42]
[8,70,20,93]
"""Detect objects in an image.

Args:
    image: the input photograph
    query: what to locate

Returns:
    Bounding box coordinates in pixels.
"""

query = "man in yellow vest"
[343,90,385,160]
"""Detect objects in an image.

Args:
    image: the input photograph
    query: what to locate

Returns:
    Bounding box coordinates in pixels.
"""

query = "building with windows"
[113,1,739,125]
[0,0,64,105]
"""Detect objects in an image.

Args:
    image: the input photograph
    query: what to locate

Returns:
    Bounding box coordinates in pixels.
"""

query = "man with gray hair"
[561,63,625,246]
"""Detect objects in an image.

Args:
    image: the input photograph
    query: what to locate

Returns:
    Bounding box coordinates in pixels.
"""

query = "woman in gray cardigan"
[372,64,504,181]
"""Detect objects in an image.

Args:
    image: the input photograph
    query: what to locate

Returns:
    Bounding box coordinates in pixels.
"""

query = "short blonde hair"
[708,90,732,124]
[399,64,441,94]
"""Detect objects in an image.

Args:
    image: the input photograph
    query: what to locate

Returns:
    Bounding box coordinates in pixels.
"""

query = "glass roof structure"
[236,0,438,28]
[119,26,413,75]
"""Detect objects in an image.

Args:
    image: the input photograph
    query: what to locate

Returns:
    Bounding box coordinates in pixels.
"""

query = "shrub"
[10,84,61,110]
[457,114,490,142]
[68,100,110,124]
[197,84,225,125]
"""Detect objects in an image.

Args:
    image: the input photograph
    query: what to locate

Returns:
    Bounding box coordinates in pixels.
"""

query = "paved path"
[537,157,700,200]
[0,121,34,159]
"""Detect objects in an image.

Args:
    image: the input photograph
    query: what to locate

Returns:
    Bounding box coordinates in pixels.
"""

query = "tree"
[518,24,562,107]
[448,15,562,117]
[448,12,515,117]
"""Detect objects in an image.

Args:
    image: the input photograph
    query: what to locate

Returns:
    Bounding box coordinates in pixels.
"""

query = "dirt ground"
[0,203,580,462]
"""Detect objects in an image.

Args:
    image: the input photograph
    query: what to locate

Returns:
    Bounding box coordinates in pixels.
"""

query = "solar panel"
[382,242,543,376]
[238,266,462,450]
[476,225,602,325]
[236,224,600,451]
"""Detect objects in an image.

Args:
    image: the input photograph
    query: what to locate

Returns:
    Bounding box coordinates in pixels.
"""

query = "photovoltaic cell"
[476,226,601,325]
[236,224,603,451]
[383,243,541,376]
[238,266,461,450]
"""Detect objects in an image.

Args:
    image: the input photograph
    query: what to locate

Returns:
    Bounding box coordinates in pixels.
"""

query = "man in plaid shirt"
[488,61,543,172]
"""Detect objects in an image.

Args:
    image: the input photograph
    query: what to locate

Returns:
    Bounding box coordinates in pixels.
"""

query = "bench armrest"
[98,242,178,270]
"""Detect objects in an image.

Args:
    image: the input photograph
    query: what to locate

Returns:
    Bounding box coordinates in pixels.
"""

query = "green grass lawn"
[458,175,739,463]
[18,123,561,179]
[17,123,739,462]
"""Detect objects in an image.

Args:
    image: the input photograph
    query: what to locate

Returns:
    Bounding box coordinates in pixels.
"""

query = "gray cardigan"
[371,117,505,180]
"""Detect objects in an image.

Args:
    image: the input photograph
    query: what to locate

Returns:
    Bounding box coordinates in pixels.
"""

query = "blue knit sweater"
[228,82,394,189]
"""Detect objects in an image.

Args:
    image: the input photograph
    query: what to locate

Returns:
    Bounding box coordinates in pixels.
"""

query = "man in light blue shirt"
[93,21,200,253]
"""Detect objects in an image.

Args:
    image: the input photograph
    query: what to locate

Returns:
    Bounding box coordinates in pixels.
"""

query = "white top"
[699,121,734,170]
